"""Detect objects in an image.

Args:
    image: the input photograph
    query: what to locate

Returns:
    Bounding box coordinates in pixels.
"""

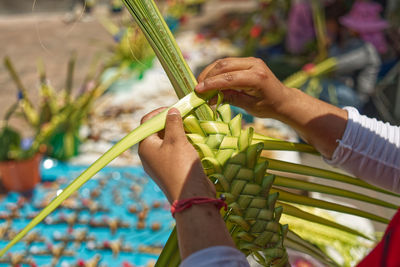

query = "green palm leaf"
[284,230,338,266]
[278,202,372,240]
[272,187,389,224]
[266,158,400,197]
[274,176,398,210]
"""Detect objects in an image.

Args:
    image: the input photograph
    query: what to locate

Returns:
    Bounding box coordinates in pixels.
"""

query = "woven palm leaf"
[183,105,287,266]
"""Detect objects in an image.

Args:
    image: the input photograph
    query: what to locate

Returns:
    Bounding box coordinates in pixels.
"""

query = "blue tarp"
[0,158,174,266]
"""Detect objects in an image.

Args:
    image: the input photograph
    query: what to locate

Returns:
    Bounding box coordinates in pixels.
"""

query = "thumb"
[164,108,186,144]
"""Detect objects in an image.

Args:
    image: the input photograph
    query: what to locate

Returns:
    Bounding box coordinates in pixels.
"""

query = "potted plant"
[0,55,121,191]
[0,101,43,193]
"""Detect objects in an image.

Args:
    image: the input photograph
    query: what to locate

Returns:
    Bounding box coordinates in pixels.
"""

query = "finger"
[197,60,219,83]
[196,70,259,94]
[139,133,162,155]
[163,108,186,145]
[203,57,257,80]
[138,135,161,164]
[139,107,166,148]
[140,107,167,124]
[222,90,257,110]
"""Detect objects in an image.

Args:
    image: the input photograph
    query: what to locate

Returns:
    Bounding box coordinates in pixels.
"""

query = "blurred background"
[0,0,399,266]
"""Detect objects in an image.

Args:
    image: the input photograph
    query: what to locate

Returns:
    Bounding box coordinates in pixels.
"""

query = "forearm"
[274,89,400,192]
[275,87,348,159]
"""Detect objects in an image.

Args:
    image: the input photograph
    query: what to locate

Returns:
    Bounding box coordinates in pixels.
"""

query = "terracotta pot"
[0,154,41,192]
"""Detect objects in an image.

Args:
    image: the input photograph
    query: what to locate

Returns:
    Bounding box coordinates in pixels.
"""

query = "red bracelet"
[171,195,227,217]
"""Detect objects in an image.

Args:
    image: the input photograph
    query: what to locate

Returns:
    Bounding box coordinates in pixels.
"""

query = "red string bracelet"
[171,195,227,217]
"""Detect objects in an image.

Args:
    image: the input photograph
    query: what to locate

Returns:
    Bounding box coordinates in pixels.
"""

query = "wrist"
[174,200,222,219]
[172,196,227,218]
[267,85,297,120]
[167,172,215,203]
[177,179,216,201]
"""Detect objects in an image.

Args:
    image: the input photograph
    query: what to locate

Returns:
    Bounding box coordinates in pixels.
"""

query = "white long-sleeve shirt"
[325,107,400,193]
[180,107,400,267]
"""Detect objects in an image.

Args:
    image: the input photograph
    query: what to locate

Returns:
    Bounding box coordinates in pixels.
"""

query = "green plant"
[283,57,337,89]
[3,55,121,161]
[310,0,328,61]
[0,81,47,161]
[0,103,24,161]
[100,17,155,73]
[1,1,399,266]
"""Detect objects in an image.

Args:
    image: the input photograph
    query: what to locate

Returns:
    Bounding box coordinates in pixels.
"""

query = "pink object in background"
[339,1,389,53]
[286,0,315,54]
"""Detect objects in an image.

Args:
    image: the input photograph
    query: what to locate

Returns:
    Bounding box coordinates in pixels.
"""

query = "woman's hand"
[195,57,292,119]
[138,108,215,204]
[139,108,236,259]
[196,57,348,158]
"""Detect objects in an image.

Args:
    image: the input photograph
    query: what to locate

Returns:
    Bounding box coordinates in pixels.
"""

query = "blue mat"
[0,158,174,267]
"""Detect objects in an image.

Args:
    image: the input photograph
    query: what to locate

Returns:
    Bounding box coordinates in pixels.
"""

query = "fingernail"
[168,108,180,116]
[195,82,204,92]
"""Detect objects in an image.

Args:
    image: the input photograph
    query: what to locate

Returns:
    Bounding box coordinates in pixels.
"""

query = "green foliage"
[3,55,121,161]
[100,17,155,71]
[0,127,21,161]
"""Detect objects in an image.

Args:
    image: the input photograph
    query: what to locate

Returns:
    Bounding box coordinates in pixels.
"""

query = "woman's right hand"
[195,57,348,158]
[195,57,292,119]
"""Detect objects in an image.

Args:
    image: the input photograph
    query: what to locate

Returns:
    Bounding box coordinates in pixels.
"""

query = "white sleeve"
[325,107,400,193]
[180,246,250,267]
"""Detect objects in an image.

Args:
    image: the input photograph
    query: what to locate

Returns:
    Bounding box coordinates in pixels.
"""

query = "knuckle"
[198,71,206,82]
[166,134,179,144]
[203,78,213,88]
[168,114,180,123]
[248,56,259,63]
[254,57,264,65]
[167,138,177,145]
[215,59,228,69]
[254,70,268,80]
[223,72,234,82]
[140,115,149,124]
